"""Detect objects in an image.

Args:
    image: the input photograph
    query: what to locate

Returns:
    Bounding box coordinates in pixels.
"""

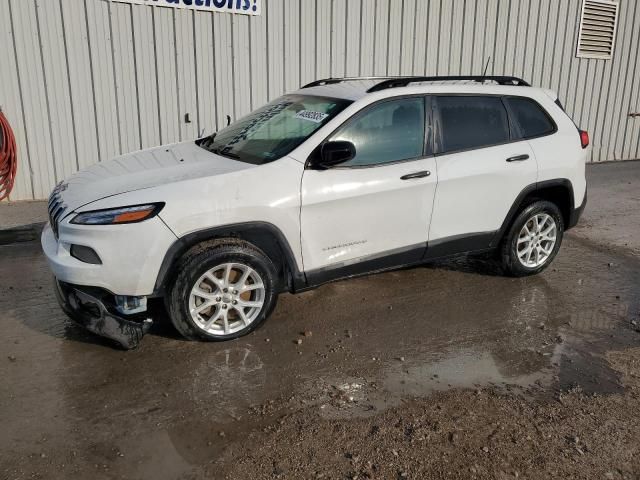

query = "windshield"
[197,95,352,164]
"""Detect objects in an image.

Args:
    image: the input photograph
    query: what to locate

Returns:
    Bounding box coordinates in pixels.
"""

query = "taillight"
[579,130,589,149]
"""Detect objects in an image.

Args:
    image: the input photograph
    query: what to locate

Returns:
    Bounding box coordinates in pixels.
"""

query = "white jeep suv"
[42,76,588,349]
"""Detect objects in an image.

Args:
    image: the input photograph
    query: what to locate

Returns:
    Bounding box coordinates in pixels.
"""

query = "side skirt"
[423,231,496,261]
[303,243,426,290]
[300,231,497,291]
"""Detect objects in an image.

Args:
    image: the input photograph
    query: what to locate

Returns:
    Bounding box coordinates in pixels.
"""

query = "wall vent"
[577,0,619,59]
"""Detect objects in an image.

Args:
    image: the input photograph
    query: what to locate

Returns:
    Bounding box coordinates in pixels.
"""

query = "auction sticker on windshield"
[294,110,330,123]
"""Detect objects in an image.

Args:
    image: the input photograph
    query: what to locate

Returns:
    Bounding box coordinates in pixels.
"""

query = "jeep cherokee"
[42,76,588,348]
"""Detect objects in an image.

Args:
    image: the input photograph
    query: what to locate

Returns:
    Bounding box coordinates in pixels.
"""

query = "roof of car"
[295,80,384,101]
[292,76,552,102]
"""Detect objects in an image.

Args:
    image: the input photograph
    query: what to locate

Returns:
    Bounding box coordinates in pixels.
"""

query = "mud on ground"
[219,348,640,479]
[1,161,639,479]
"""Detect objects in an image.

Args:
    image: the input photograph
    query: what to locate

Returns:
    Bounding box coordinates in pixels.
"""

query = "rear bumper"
[54,279,152,349]
[567,186,587,229]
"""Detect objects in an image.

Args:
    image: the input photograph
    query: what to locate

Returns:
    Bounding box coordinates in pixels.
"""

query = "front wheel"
[500,200,564,277]
[166,240,279,341]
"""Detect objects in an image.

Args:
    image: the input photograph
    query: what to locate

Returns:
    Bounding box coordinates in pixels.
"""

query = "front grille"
[48,183,68,239]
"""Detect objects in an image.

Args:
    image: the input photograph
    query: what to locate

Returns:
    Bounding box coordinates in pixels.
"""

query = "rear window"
[436,96,510,153]
[505,97,556,139]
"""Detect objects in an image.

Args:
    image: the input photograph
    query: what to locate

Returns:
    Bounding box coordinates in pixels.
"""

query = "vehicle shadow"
[41,255,507,349]
[424,252,506,277]
[145,300,187,341]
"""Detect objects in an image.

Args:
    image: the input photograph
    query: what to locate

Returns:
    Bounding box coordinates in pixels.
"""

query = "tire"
[500,200,564,277]
[166,239,279,341]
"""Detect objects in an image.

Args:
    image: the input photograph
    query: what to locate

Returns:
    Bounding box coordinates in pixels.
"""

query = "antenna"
[481,56,491,80]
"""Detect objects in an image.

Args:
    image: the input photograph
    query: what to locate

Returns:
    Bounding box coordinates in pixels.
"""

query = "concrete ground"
[572,160,640,257]
[0,200,47,230]
[0,200,47,245]
[1,161,639,479]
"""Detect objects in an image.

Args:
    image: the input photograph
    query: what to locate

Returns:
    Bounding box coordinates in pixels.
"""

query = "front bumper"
[54,280,152,349]
[41,216,177,296]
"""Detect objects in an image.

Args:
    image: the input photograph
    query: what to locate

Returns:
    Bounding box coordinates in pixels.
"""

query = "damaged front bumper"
[54,279,153,350]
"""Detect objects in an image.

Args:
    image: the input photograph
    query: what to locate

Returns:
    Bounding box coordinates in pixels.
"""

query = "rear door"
[427,95,537,255]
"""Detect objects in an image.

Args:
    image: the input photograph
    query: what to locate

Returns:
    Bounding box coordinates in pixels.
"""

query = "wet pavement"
[1,161,639,479]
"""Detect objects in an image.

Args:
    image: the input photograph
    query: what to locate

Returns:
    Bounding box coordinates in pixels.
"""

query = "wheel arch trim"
[491,178,575,248]
[152,221,306,296]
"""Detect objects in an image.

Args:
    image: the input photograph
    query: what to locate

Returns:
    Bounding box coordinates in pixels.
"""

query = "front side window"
[330,97,426,167]
[198,95,352,164]
[505,97,556,139]
[436,96,510,153]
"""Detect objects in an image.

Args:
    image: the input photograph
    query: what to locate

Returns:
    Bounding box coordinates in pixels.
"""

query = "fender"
[491,178,575,248]
[152,221,306,296]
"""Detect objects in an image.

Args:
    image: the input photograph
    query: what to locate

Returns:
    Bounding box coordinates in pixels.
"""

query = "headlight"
[71,203,164,225]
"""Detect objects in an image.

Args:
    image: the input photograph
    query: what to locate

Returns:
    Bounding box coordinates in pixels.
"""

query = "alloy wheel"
[516,213,557,268]
[188,263,265,335]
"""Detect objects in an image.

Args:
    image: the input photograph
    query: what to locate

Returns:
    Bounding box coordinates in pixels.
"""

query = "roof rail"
[301,75,530,92]
[301,76,394,89]
[367,75,530,92]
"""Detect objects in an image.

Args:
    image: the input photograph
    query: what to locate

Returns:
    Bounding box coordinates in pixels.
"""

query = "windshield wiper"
[196,132,216,150]
[211,147,241,160]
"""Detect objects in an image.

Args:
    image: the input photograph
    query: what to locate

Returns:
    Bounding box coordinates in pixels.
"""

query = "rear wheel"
[500,200,564,276]
[167,240,279,341]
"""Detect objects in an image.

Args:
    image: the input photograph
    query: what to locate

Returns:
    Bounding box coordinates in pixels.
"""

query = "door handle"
[506,154,530,162]
[629,112,640,118]
[400,170,431,180]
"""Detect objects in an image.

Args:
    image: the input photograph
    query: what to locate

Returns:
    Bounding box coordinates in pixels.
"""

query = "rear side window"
[505,97,556,139]
[436,96,510,153]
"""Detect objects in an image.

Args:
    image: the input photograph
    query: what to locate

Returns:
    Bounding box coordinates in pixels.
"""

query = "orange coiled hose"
[0,110,18,201]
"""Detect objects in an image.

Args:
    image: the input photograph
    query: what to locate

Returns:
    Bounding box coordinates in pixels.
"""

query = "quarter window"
[330,97,426,167]
[436,96,510,153]
[505,97,556,139]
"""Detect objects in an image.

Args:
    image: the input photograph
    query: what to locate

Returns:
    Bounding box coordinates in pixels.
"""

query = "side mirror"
[315,141,356,169]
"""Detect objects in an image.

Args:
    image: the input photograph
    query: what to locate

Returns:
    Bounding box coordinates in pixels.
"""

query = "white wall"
[1,0,639,201]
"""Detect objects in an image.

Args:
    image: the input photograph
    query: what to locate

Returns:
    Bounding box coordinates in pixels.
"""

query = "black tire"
[500,200,564,277]
[166,239,279,341]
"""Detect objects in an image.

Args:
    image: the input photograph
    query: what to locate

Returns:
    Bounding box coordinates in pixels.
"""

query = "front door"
[300,96,438,283]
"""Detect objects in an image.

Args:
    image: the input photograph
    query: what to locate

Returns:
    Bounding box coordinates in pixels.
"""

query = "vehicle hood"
[56,142,254,211]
